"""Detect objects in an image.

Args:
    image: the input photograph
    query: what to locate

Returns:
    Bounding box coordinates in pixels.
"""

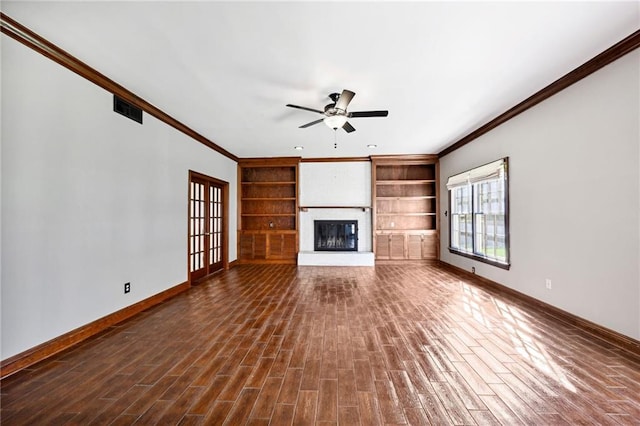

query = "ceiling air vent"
[113,95,143,124]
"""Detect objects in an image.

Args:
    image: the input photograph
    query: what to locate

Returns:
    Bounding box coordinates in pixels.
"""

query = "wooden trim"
[300,157,371,163]
[447,248,511,270]
[435,161,440,260]
[439,261,640,360]
[446,157,510,269]
[223,177,230,271]
[0,281,190,379]
[238,157,301,166]
[236,258,297,265]
[371,159,378,257]
[300,206,370,211]
[188,170,230,283]
[438,29,640,158]
[189,170,229,188]
[295,161,300,238]
[229,259,239,269]
[0,13,238,162]
[371,154,438,165]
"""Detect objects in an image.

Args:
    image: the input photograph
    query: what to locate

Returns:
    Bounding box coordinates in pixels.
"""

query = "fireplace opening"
[314,220,358,252]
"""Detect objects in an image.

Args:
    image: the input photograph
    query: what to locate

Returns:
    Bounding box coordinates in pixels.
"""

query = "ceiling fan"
[286,89,388,133]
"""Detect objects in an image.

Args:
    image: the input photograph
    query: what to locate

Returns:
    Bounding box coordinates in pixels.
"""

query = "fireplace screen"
[314,220,358,251]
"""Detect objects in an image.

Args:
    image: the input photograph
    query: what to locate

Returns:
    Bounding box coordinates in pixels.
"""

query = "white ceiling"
[3,1,639,159]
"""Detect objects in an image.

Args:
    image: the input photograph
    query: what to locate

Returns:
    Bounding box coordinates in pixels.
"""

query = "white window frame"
[447,158,510,270]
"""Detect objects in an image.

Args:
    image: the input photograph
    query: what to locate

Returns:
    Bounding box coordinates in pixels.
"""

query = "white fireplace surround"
[297,162,375,266]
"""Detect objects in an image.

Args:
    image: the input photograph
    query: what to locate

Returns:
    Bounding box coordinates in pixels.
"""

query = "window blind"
[446,158,506,190]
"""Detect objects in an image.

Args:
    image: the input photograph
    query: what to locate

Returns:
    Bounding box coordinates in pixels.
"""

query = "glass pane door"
[189,173,227,282]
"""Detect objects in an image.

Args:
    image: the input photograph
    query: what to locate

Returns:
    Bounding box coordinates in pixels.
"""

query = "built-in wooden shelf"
[371,155,439,262]
[376,179,436,185]
[238,158,300,264]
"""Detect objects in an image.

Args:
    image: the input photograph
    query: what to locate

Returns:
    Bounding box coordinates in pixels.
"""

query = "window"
[447,158,509,269]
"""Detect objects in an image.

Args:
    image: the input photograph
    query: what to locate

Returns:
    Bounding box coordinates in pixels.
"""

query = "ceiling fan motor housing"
[324,103,339,115]
[286,89,388,133]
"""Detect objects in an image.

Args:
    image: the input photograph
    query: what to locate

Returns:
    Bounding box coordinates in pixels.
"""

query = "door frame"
[188,170,229,286]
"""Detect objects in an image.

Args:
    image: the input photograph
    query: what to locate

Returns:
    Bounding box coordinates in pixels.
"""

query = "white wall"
[1,35,237,359]
[440,50,640,340]
[299,162,372,252]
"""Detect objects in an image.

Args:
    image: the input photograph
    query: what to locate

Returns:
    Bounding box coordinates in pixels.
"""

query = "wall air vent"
[113,95,143,124]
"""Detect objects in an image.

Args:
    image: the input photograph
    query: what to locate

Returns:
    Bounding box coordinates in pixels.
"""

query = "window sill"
[448,248,511,270]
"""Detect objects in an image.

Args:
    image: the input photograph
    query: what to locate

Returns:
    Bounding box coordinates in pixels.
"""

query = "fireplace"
[314,220,358,252]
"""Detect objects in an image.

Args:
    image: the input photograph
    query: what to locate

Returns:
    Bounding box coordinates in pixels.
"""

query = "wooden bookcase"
[238,158,299,263]
[371,155,439,262]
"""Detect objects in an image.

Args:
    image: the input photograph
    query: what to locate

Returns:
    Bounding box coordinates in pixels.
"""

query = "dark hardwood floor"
[2,264,640,425]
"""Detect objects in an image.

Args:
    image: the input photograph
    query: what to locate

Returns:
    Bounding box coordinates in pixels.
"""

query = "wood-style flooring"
[2,264,640,425]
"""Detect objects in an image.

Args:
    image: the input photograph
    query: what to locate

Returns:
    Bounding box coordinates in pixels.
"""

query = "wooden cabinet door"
[375,234,390,259]
[407,232,438,260]
[268,233,297,260]
[376,233,406,259]
[267,233,285,259]
[282,233,297,259]
[239,233,255,260]
[253,234,267,259]
[422,233,437,259]
[390,234,405,259]
[241,232,297,261]
[239,233,267,260]
[407,234,423,259]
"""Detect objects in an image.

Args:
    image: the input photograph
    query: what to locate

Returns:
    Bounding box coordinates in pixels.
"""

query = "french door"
[189,171,228,283]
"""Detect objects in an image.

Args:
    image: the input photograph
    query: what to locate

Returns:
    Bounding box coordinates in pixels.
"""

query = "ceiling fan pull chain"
[334,129,338,149]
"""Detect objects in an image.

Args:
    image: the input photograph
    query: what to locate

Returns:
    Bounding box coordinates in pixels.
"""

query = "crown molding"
[438,29,640,158]
[0,13,239,163]
[300,157,371,163]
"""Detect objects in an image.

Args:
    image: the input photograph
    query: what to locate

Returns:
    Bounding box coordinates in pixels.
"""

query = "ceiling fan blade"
[348,110,389,118]
[342,121,356,133]
[334,89,355,111]
[286,104,324,114]
[299,118,325,128]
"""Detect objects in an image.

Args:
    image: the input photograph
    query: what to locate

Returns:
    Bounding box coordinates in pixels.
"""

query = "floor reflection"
[461,281,577,393]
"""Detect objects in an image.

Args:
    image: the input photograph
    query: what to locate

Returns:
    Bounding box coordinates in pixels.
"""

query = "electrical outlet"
[545,279,552,290]
[124,282,131,294]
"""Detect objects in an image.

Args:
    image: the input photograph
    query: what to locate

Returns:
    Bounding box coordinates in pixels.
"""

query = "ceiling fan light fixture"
[324,115,348,130]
